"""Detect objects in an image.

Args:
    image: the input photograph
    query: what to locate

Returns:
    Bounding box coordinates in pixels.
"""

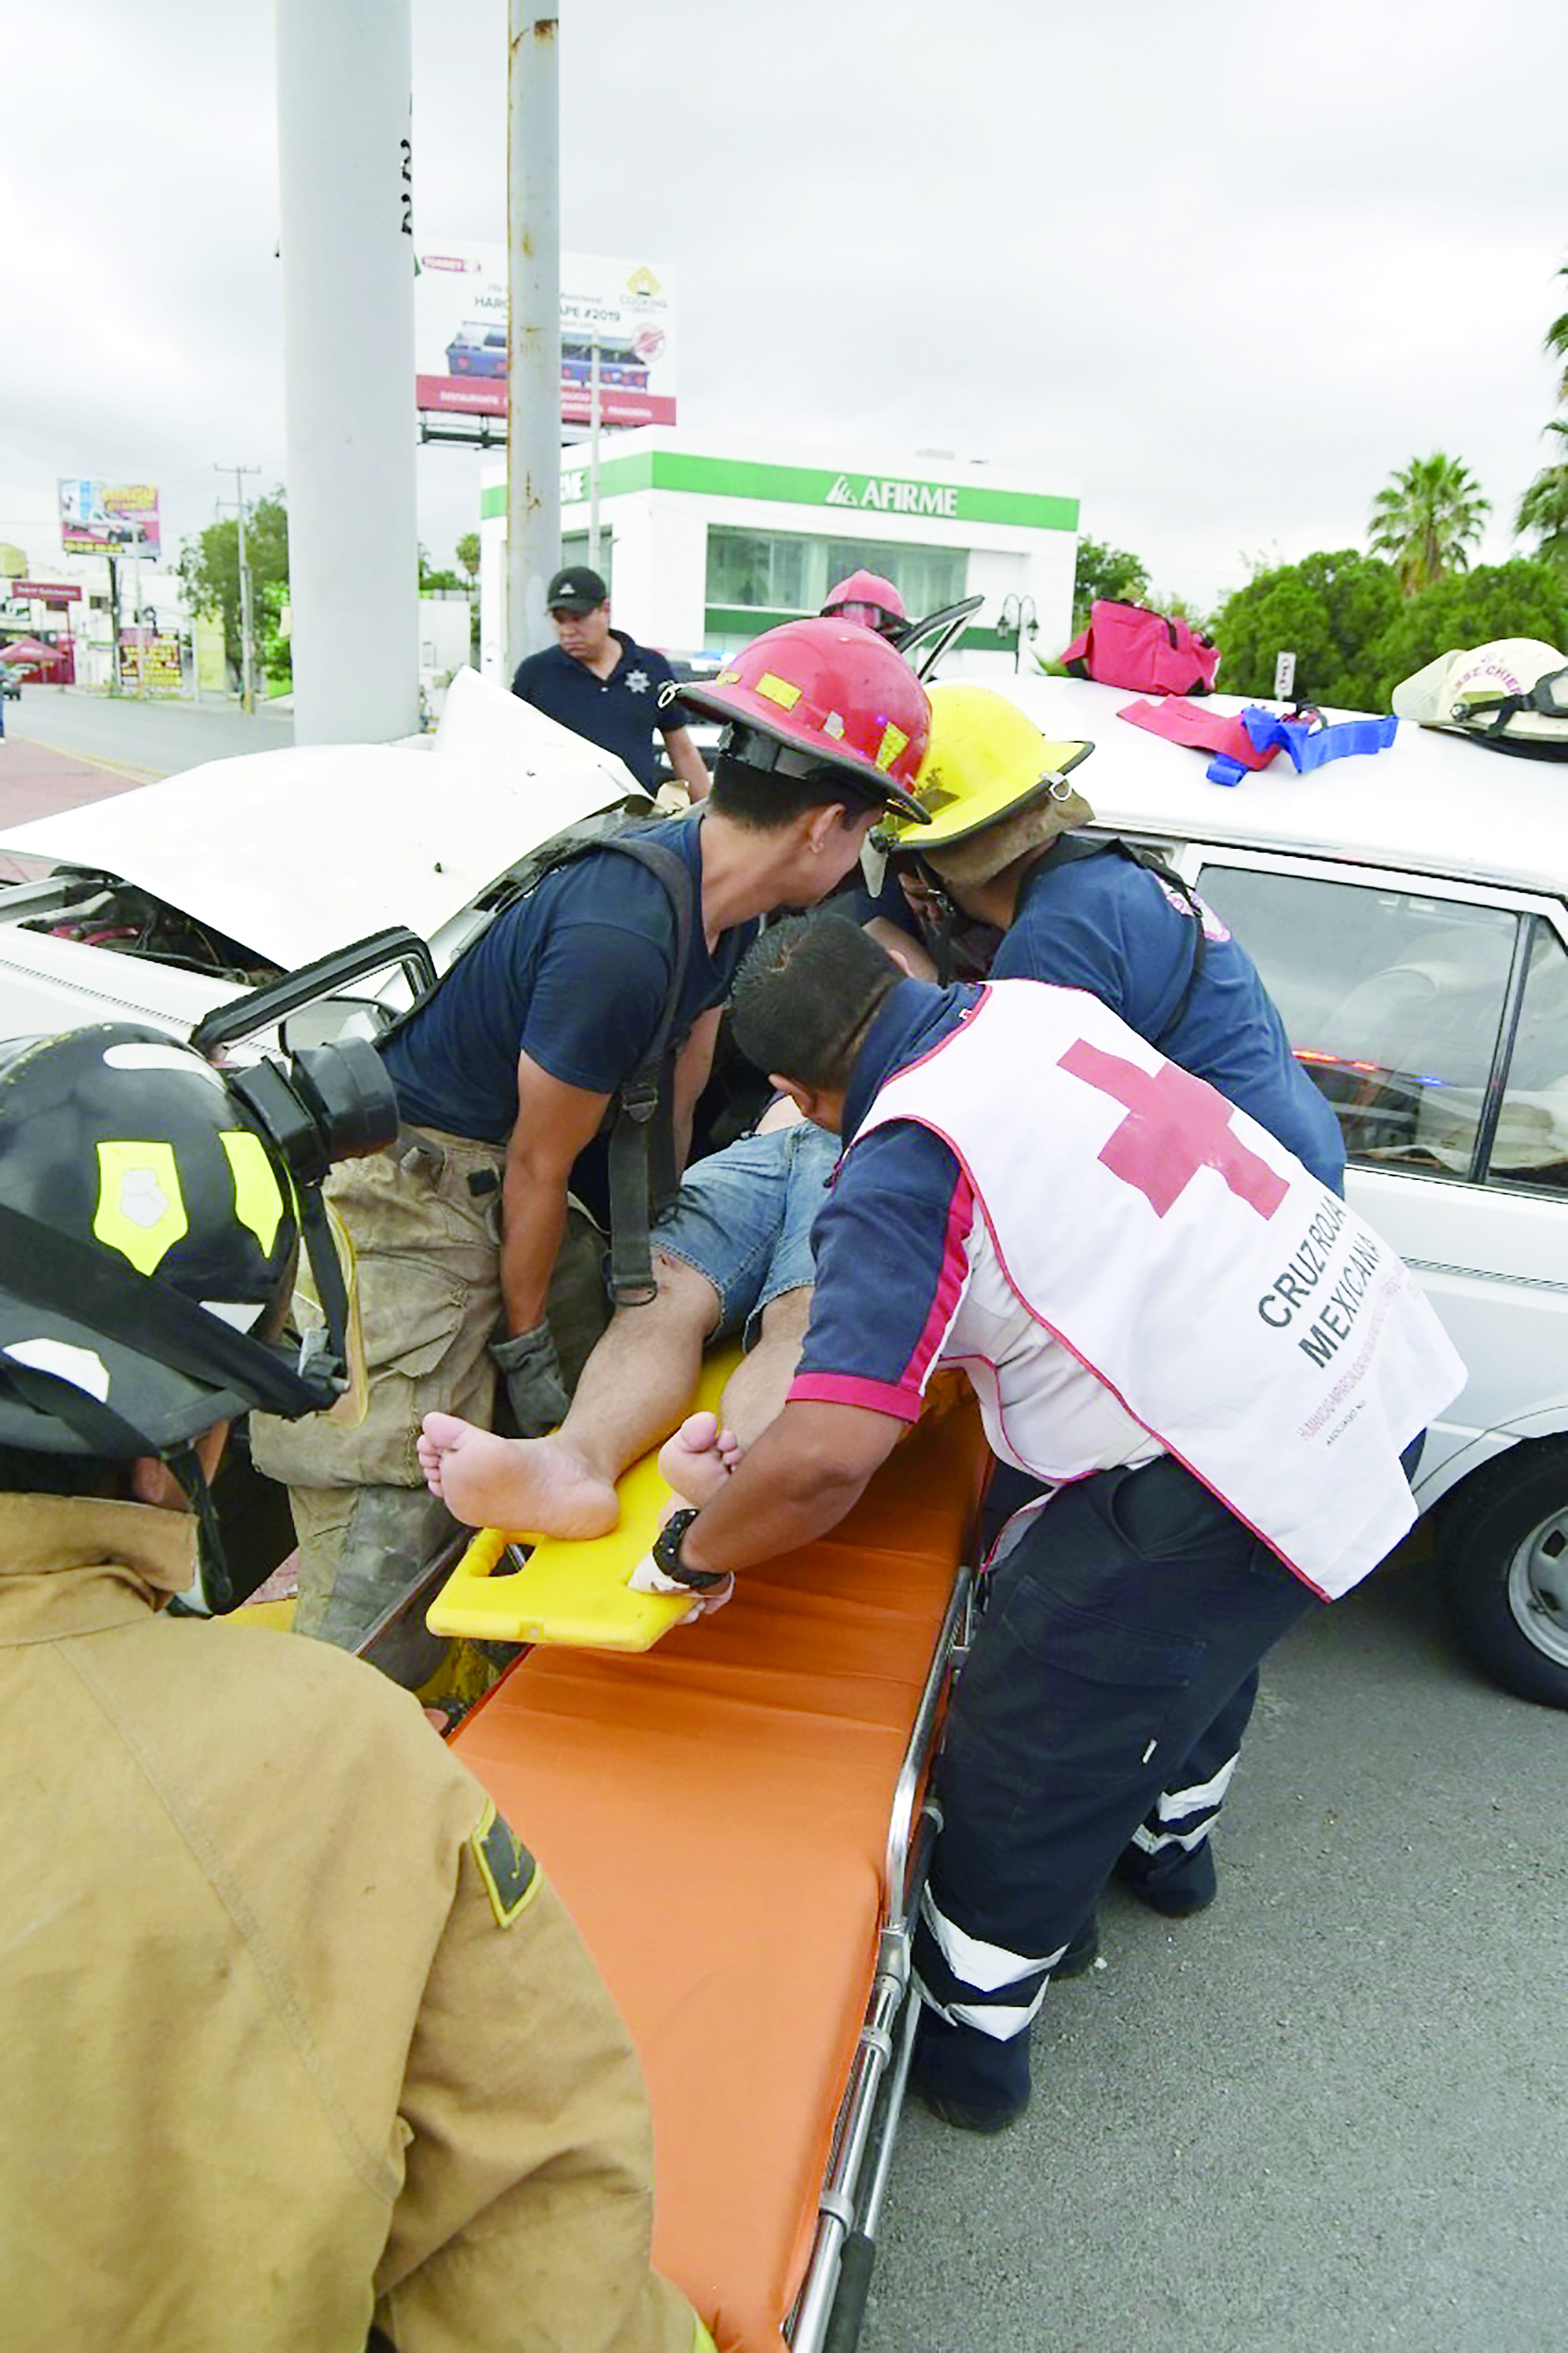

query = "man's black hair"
[707,753,880,834]
[729,914,901,1092]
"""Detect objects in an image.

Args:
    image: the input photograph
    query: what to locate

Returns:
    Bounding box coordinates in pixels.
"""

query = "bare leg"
[418,1252,721,1534]
[657,1285,813,1508]
[721,1285,813,1447]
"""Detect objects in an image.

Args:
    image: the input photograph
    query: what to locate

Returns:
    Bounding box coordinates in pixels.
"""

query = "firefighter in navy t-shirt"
[251,619,933,1679]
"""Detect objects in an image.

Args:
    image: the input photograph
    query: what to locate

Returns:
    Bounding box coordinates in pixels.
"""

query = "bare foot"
[657,1410,743,1508]
[417,1412,620,1537]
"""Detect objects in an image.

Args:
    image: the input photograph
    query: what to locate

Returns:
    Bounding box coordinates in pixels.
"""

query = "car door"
[1178,848,1568,1500]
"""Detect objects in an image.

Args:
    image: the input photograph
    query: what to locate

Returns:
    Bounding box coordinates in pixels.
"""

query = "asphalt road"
[869,1548,1567,2353]
[4,684,291,777]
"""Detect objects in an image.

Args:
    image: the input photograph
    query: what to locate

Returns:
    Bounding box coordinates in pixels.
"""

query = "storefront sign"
[119,629,183,690]
[12,579,82,606]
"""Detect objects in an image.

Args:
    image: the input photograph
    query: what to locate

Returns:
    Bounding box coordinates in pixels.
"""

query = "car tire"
[1439,1440,1568,1709]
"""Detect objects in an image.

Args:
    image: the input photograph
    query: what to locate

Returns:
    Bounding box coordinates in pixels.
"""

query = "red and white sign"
[415,245,677,426]
[12,580,82,607]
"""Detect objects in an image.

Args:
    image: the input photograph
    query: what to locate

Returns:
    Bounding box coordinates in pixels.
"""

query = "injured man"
[417,1094,835,1532]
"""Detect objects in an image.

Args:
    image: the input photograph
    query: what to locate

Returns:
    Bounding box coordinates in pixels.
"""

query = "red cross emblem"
[1058,1038,1289,1220]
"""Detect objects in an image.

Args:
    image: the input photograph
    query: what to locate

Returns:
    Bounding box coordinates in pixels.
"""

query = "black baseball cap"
[547,567,608,614]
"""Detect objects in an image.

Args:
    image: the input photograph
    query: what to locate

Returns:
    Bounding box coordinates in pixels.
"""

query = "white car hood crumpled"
[0,668,636,969]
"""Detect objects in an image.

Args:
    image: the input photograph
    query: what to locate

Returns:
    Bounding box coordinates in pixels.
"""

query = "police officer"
[252,619,933,1678]
[631,916,1462,2131]
[512,565,713,801]
[0,1022,713,2353]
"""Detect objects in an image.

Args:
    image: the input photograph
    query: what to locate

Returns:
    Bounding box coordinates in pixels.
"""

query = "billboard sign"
[416,246,675,426]
[58,480,162,561]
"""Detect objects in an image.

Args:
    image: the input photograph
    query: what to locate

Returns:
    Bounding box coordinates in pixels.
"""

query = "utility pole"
[217,464,261,713]
[587,334,601,571]
[507,7,561,676]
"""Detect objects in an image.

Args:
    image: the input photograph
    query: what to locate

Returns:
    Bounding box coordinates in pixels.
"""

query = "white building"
[477,430,1079,680]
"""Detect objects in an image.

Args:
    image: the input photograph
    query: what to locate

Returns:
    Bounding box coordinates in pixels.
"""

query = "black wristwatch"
[651,1507,728,1591]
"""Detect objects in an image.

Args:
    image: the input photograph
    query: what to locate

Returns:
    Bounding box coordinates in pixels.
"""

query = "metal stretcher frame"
[786,1561,975,2353]
[443,1386,994,2351]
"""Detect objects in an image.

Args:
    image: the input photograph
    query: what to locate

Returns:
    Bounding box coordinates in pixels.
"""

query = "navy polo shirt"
[378,815,756,1142]
[994,847,1346,1194]
[790,981,981,1422]
[510,630,690,792]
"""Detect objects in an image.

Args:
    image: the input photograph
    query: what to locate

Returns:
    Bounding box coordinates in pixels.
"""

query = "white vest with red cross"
[851,981,1467,1599]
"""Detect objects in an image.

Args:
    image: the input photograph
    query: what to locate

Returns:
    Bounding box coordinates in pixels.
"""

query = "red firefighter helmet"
[821,569,908,639]
[677,619,932,823]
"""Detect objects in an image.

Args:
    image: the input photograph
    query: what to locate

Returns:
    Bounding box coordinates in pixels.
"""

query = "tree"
[1367,453,1490,597]
[418,545,465,594]
[1515,421,1568,568]
[178,492,290,686]
[1371,560,1568,702]
[1210,549,1401,709]
[1546,259,1568,403]
[1070,536,1152,631]
[455,531,481,584]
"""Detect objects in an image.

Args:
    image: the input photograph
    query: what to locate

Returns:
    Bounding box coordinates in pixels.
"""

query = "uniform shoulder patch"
[470,1799,540,1930]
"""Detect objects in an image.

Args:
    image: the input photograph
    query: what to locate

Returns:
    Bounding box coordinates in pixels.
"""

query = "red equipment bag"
[1059,599,1220,696]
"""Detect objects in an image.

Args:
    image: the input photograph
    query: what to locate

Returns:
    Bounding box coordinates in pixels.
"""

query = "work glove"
[627,1553,736,1623]
[489,1321,568,1437]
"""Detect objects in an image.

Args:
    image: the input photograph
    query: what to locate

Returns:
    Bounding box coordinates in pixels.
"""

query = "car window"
[1488,920,1568,1192]
[1194,864,1519,1179]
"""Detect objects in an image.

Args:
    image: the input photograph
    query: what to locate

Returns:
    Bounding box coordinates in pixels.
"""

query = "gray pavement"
[3,684,291,778]
[870,1551,1567,2352]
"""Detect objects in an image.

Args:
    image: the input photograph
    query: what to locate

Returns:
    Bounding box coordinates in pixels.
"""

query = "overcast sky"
[2,0,1564,625]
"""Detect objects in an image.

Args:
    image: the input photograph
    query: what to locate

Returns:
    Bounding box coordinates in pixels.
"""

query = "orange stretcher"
[449,1387,991,2352]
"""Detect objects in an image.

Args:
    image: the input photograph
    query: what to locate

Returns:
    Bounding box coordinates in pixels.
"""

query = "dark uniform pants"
[913,1453,1320,2109]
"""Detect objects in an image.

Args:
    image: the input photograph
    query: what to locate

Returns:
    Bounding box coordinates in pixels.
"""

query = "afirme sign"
[825,473,957,518]
[509,450,1078,535]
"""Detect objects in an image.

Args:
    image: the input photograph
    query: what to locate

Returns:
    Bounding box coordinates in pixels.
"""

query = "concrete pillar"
[276,0,420,743]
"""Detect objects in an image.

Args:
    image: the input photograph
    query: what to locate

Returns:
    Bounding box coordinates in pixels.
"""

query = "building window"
[706,526,966,622]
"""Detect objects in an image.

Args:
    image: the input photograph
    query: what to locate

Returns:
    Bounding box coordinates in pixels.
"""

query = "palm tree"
[1515,420,1568,566]
[1546,261,1568,402]
[1368,453,1491,597]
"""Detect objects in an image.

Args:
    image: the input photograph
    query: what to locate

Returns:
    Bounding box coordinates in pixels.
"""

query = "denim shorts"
[651,1121,839,1347]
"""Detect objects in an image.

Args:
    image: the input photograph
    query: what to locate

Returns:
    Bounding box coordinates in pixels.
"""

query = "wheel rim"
[1506,1513,1568,1668]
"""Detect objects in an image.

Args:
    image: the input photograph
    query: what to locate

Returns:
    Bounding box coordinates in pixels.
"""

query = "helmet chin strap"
[167,1443,238,1611]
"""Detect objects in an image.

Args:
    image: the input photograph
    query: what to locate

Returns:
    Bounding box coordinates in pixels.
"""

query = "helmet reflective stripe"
[221,1130,286,1255]
[4,1337,110,1401]
[93,1142,189,1278]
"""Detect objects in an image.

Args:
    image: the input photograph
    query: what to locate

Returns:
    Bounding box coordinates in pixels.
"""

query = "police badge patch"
[471,1800,540,1929]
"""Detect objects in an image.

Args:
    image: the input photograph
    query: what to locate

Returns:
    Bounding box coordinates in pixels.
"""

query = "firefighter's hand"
[627,1552,735,1622]
[489,1321,569,1436]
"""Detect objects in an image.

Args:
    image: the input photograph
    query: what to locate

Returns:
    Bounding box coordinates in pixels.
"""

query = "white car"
[980,671,1568,1709]
[2,665,1566,1708]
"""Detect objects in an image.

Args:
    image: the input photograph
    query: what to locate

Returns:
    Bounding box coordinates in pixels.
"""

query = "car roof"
[981,675,1568,899]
